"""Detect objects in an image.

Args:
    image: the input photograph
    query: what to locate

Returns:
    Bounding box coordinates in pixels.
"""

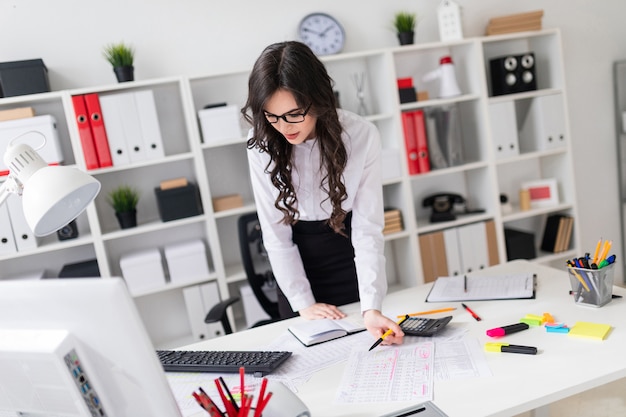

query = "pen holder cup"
[567,264,615,307]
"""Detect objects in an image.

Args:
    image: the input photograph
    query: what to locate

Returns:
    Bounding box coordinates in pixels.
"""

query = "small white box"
[0,114,63,174]
[119,248,166,294]
[164,239,210,284]
[198,105,242,143]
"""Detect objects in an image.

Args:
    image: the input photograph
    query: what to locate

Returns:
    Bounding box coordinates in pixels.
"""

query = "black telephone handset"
[422,193,465,223]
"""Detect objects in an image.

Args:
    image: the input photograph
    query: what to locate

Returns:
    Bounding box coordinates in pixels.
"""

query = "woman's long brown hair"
[242,41,348,233]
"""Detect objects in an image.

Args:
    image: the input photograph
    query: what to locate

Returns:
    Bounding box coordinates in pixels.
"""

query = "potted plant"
[102,42,135,82]
[107,185,140,229]
[393,12,417,45]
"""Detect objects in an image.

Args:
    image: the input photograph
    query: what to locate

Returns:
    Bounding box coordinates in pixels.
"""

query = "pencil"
[397,307,456,318]
[592,238,602,264]
[369,314,409,351]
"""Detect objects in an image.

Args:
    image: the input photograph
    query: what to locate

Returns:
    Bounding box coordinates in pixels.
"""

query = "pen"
[461,303,481,321]
[397,307,456,318]
[485,342,537,355]
[464,274,467,292]
[369,314,408,351]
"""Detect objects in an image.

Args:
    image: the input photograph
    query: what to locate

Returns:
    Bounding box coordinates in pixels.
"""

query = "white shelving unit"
[0,28,578,348]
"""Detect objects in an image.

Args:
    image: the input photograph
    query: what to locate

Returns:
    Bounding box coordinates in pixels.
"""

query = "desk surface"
[181,260,626,417]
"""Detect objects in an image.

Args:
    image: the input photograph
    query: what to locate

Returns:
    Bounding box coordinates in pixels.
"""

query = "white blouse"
[247,109,387,313]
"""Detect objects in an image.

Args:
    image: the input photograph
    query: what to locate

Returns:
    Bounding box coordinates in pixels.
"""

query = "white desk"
[181,260,626,417]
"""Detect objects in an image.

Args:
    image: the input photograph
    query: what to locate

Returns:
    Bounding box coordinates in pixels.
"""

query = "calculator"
[400,316,453,337]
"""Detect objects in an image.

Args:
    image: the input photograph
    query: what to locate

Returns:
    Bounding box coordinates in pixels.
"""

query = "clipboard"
[379,401,449,417]
[425,273,536,302]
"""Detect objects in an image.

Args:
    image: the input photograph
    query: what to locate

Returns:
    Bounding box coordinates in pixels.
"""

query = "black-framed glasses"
[264,104,311,124]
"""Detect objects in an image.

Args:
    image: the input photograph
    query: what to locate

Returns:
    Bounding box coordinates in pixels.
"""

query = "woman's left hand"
[363,310,404,346]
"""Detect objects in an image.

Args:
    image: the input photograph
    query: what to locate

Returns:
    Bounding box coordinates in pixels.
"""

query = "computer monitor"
[0,277,182,417]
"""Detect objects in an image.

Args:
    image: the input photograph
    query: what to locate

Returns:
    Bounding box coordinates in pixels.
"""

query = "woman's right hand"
[299,303,346,320]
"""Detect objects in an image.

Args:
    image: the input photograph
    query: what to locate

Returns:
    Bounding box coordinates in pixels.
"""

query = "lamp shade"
[2,140,101,237]
[22,166,101,236]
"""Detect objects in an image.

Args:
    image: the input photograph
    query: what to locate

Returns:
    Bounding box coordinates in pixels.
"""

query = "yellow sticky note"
[568,322,612,340]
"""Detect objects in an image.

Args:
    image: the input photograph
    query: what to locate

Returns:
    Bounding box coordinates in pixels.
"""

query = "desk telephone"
[422,193,465,222]
[422,193,485,223]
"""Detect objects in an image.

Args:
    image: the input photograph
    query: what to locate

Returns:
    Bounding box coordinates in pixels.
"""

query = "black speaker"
[489,53,537,96]
[57,219,79,241]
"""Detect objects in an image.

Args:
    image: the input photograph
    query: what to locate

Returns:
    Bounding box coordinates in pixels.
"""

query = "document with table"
[426,272,535,302]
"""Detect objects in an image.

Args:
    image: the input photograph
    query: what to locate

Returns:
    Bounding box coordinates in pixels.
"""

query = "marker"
[486,322,530,337]
[461,303,481,321]
[485,342,537,355]
[369,314,408,351]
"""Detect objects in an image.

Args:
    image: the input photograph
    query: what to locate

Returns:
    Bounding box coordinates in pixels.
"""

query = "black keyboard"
[156,350,292,377]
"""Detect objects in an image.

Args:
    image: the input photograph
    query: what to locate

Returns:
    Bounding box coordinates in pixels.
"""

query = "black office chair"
[204,212,281,334]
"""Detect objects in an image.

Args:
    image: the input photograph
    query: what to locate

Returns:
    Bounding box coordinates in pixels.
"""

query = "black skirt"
[277,212,359,318]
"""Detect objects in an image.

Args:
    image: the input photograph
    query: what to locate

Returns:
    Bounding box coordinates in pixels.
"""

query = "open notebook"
[426,273,536,302]
[288,314,366,347]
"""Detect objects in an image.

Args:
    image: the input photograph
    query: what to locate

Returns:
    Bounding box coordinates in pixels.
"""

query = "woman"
[242,41,403,346]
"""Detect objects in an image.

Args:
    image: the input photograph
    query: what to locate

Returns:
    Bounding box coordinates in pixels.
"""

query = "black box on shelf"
[0,59,50,98]
[58,259,101,278]
[155,183,204,222]
[398,87,417,103]
[504,228,536,261]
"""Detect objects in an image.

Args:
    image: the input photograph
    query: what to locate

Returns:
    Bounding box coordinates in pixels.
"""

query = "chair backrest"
[237,212,280,319]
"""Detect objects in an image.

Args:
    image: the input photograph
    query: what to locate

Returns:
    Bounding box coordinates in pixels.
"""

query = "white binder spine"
[6,194,38,251]
[0,203,17,255]
[134,90,165,160]
[99,94,130,166]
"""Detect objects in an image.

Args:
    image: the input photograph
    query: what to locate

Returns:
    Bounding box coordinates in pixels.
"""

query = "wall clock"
[298,12,345,56]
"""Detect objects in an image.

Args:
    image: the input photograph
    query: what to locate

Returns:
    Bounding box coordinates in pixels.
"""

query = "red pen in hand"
[462,303,481,321]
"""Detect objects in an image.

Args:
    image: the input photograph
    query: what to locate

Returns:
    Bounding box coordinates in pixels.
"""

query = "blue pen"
[606,254,616,264]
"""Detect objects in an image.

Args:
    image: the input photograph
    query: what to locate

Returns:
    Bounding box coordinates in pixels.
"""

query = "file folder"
[134,90,165,160]
[401,111,419,175]
[6,194,38,251]
[71,95,99,170]
[99,93,130,166]
[84,93,113,167]
[0,203,17,255]
[115,92,146,163]
[413,109,431,173]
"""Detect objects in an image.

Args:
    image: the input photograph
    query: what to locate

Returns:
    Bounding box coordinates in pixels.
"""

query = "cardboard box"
[164,239,211,284]
[212,194,243,212]
[119,248,166,294]
[197,104,242,143]
[0,107,35,122]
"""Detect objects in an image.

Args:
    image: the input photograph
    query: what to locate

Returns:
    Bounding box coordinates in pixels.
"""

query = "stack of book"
[485,10,543,36]
[540,214,574,253]
[383,209,404,235]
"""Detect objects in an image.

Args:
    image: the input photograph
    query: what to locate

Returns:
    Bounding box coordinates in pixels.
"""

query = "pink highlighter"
[486,322,529,337]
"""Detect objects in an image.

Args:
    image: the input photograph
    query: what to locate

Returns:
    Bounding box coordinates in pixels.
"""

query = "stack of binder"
[383,209,403,235]
[485,10,543,36]
[71,90,165,170]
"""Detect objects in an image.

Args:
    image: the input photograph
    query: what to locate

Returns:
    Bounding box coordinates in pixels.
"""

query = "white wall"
[2,0,625,280]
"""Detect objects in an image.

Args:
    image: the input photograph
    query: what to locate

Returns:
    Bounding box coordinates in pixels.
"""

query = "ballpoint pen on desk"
[461,303,481,321]
[369,314,409,351]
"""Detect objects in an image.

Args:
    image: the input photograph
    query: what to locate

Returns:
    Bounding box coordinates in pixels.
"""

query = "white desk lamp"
[0,132,100,236]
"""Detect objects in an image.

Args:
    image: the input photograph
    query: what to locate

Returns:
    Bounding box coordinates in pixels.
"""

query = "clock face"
[298,13,345,56]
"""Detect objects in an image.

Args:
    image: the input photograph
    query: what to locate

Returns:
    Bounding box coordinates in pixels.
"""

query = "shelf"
[0,28,579,348]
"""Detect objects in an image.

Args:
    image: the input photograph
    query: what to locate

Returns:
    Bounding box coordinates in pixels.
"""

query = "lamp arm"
[0,175,23,208]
